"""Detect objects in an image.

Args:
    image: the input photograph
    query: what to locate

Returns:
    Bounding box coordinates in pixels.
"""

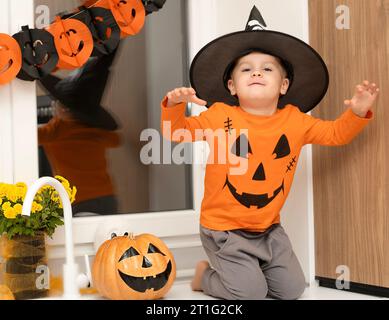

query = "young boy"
[160,7,379,300]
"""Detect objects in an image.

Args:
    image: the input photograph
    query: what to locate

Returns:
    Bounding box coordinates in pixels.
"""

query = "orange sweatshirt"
[38,117,121,204]
[161,97,373,232]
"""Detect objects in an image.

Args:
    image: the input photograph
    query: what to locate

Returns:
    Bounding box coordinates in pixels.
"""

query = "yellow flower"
[4,207,18,219]
[2,202,11,211]
[0,184,7,197]
[31,201,43,213]
[51,191,60,202]
[13,203,23,215]
[64,185,77,204]
[15,182,27,200]
[6,186,19,203]
[70,186,77,203]
[55,175,70,189]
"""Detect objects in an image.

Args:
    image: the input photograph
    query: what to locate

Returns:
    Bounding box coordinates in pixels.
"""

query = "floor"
[164,280,388,300]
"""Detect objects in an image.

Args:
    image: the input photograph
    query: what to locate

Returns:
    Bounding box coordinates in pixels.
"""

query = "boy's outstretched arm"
[344,80,380,118]
[166,87,207,107]
[161,87,216,143]
[303,80,379,146]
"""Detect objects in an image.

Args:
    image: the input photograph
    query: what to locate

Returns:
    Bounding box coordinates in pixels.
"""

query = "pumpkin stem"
[129,232,135,240]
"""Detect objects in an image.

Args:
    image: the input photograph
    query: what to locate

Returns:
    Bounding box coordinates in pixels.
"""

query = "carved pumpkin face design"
[12,26,58,81]
[0,33,22,85]
[47,17,94,70]
[98,0,146,38]
[74,6,121,57]
[225,133,296,209]
[92,233,176,300]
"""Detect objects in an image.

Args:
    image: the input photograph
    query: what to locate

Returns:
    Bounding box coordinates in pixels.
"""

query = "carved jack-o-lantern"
[225,133,295,209]
[0,33,22,85]
[95,0,146,38]
[47,17,94,70]
[13,26,58,81]
[92,232,176,300]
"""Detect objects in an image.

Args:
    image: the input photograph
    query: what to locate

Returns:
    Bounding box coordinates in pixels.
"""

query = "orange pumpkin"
[93,0,145,38]
[92,232,176,300]
[47,16,94,70]
[0,33,22,85]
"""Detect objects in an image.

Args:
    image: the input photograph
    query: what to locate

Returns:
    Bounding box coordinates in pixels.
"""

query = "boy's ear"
[227,79,236,95]
[280,78,290,95]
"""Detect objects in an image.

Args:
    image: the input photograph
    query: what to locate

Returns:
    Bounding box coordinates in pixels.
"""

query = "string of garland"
[0,0,166,85]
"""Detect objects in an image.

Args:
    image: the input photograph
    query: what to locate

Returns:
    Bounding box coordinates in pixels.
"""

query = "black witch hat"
[39,48,120,130]
[190,6,329,113]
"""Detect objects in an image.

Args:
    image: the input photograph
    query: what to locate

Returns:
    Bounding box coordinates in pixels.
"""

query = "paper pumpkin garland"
[72,6,121,57]
[0,0,164,85]
[94,0,146,39]
[12,26,58,81]
[0,33,22,85]
[47,17,94,70]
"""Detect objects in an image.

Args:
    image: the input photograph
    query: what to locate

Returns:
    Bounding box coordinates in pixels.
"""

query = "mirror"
[34,0,193,216]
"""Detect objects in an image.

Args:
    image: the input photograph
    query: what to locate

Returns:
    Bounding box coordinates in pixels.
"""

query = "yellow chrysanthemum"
[2,202,11,211]
[38,185,53,195]
[31,201,43,213]
[70,186,77,203]
[3,207,18,219]
[15,182,27,200]
[64,185,76,203]
[13,203,23,215]
[0,184,7,197]
[51,191,60,202]
[6,186,19,203]
[55,175,70,189]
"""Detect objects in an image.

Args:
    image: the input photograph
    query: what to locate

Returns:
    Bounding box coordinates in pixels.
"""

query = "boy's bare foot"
[191,260,210,291]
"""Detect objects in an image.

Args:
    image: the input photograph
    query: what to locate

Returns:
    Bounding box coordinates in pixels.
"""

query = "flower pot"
[0,232,49,299]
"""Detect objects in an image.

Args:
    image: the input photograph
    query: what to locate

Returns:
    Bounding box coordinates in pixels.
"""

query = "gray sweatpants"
[200,224,306,300]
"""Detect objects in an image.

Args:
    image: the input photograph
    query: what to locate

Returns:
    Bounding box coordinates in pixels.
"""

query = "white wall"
[0,0,38,185]
[197,0,314,284]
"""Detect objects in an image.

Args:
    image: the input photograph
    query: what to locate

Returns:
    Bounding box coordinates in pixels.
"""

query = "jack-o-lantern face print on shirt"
[224,132,297,209]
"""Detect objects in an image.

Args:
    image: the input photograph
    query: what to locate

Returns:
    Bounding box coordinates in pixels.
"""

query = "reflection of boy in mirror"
[38,49,122,216]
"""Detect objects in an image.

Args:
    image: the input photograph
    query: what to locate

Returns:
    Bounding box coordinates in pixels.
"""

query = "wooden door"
[309,0,389,292]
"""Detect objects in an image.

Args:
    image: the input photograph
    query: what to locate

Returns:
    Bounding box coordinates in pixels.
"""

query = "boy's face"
[227,52,290,107]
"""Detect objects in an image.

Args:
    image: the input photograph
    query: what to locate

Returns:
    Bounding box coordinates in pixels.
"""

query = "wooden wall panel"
[309,0,388,287]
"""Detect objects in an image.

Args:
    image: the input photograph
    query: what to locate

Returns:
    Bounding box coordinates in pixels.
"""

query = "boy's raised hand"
[344,80,380,117]
[166,87,207,107]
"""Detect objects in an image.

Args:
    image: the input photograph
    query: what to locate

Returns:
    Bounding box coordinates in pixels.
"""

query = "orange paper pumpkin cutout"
[0,33,22,85]
[47,17,94,70]
[95,0,145,38]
